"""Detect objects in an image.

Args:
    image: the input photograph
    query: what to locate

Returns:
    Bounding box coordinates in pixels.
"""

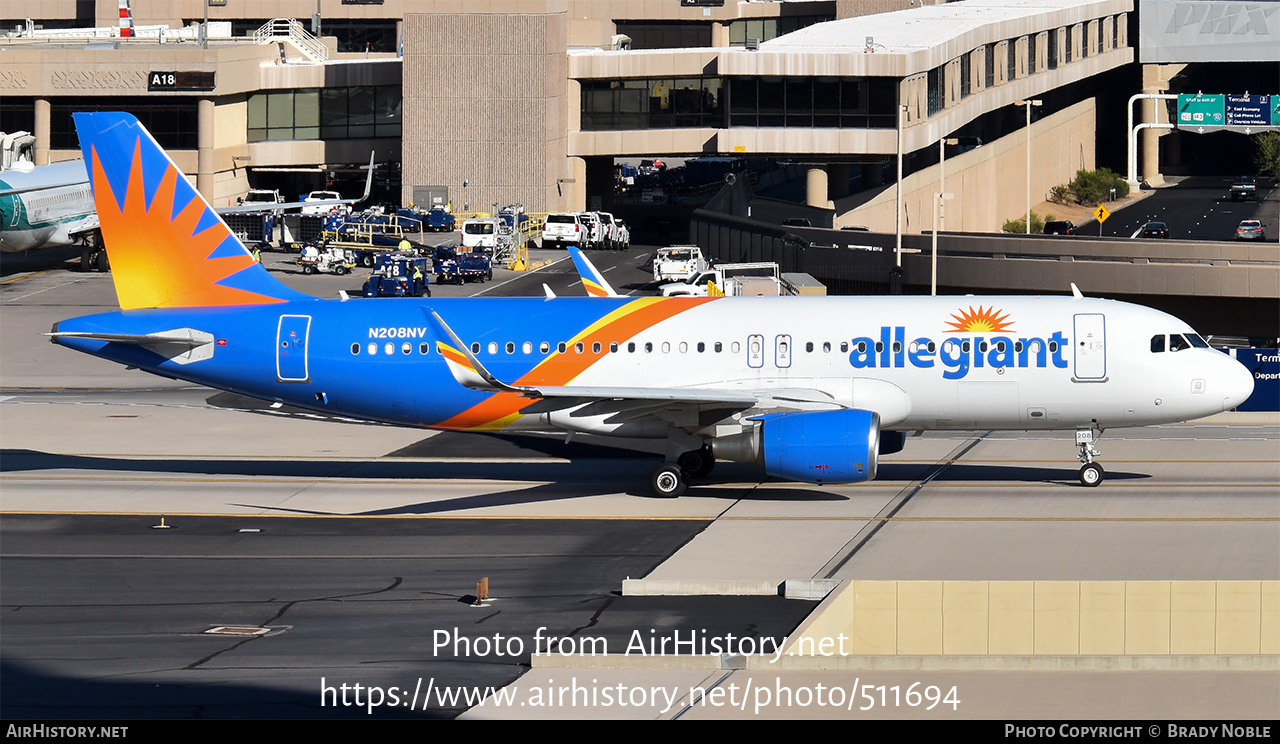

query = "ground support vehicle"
[659,261,781,297]
[542,212,585,250]
[652,245,709,282]
[433,245,493,284]
[423,206,456,232]
[363,254,431,297]
[297,245,355,275]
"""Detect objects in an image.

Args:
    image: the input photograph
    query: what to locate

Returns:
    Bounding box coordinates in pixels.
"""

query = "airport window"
[51,99,198,150]
[1007,41,1017,82]
[351,343,360,355]
[727,15,831,46]
[1151,335,1165,353]
[927,66,944,116]
[421,342,430,354]
[1047,30,1058,70]
[1065,26,1074,64]
[324,19,396,54]
[985,44,996,88]
[581,77,723,130]
[249,85,400,142]
[960,54,972,99]
[614,21,711,50]
[1028,35,1038,75]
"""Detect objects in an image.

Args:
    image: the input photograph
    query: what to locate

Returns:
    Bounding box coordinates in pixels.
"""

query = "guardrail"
[253,18,327,63]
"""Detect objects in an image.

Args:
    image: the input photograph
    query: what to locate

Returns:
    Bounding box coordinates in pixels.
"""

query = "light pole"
[932,137,958,296]
[1015,99,1042,234]
[895,104,908,267]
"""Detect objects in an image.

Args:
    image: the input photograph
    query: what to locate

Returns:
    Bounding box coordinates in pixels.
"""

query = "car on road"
[1230,176,1257,202]
[782,217,812,228]
[1140,221,1170,239]
[1235,220,1265,241]
[1043,220,1078,235]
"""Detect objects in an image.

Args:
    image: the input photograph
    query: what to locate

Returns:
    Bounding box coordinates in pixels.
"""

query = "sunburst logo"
[945,305,1015,334]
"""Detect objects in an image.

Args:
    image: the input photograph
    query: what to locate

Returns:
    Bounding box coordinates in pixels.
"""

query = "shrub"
[1066,168,1129,206]
[1003,211,1047,234]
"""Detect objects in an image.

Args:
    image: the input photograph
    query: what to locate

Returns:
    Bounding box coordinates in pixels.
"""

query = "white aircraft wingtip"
[1070,283,1084,299]
[339,290,350,301]
[543,283,557,299]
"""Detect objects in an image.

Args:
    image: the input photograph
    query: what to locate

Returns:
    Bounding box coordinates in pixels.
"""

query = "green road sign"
[1177,94,1225,127]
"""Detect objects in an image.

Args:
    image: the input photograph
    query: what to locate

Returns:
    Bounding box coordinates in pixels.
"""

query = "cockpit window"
[1151,335,1165,353]
[1186,334,1209,348]
[1169,334,1190,351]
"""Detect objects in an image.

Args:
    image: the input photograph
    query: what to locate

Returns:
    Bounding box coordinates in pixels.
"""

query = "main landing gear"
[648,445,715,498]
[1076,428,1104,487]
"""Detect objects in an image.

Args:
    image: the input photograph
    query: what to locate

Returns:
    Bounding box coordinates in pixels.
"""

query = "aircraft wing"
[213,152,375,215]
[426,309,848,434]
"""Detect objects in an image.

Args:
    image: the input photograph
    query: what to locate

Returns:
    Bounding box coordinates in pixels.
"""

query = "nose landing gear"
[1076,428,1104,487]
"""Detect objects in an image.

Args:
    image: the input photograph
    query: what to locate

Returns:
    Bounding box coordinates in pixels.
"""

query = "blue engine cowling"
[713,409,881,484]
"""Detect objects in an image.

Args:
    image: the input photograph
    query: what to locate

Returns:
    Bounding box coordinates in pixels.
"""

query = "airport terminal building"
[1,0,1274,231]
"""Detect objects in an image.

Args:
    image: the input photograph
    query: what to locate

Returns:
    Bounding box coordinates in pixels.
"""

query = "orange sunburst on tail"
[76,112,308,310]
[945,305,1014,334]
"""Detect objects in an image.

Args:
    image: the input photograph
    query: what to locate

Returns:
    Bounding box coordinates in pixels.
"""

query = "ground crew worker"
[412,264,424,295]
[252,246,262,263]
[398,238,412,253]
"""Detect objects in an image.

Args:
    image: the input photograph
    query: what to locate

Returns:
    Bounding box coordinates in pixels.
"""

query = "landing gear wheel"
[94,250,110,272]
[677,447,715,479]
[1079,462,1104,487]
[649,463,687,498]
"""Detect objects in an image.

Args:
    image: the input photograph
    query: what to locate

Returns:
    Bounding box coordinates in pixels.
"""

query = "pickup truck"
[659,261,781,297]
[652,245,708,283]
[1231,176,1257,202]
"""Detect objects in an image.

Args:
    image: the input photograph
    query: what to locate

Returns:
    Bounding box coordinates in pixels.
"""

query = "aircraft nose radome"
[1221,355,1255,410]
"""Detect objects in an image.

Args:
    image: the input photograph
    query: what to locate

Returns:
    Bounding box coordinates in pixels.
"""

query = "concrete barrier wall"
[787,580,1280,657]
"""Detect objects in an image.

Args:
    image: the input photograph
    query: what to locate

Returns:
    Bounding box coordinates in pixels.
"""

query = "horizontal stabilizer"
[49,327,215,365]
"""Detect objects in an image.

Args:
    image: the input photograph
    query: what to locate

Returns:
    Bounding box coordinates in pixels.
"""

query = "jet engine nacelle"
[713,409,881,484]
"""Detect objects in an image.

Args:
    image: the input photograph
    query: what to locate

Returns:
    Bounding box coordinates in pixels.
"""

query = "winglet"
[73,111,311,310]
[567,245,619,297]
[543,283,557,299]
[424,309,531,395]
[1070,283,1084,299]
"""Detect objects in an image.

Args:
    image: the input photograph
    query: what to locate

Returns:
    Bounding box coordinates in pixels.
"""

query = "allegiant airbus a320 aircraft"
[51,113,1255,496]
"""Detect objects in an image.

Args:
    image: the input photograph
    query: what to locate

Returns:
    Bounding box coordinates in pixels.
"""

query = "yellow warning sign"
[1093,204,1111,223]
